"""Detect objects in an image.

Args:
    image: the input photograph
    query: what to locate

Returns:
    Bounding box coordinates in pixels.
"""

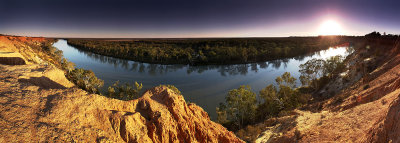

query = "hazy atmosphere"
[1,0,400,37]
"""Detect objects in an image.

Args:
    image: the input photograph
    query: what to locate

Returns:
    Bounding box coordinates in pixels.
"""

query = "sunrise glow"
[318,20,343,35]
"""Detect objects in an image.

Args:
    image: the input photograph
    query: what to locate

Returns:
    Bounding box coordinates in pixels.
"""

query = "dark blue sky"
[1,0,399,38]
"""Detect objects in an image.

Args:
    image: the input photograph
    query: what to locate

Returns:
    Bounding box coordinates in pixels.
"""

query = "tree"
[276,72,296,88]
[275,72,300,109]
[67,37,344,65]
[106,81,143,100]
[365,31,381,37]
[258,72,310,120]
[67,68,104,94]
[258,84,281,119]
[299,58,325,89]
[323,55,345,77]
[61,58,75,73]
[299,56,345,90]
[217,85,257,129]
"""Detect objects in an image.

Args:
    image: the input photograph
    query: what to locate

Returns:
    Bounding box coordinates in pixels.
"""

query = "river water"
[54,39,351,120]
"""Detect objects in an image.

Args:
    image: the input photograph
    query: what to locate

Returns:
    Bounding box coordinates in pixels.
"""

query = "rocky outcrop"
[0,65,242,142]
[99,87,243,143]
[362,95,400,143]
[0,35,243,142]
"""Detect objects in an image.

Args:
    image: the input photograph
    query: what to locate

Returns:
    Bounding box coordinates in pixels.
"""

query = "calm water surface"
[54,39,351,120]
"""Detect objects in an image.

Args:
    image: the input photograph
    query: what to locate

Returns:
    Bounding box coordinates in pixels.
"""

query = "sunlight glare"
[318,20,343,35]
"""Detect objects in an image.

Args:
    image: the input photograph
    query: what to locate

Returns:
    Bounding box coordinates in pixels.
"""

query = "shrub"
[60,58,75,73]
[67,68,104,94]
[160,84,181,95]
[235,125,262,142]
[106,81,143,100]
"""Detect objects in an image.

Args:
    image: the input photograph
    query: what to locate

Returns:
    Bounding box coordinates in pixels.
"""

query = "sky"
[1,0,399,38]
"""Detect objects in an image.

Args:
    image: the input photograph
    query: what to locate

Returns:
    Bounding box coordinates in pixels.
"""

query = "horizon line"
[1,33,363,39]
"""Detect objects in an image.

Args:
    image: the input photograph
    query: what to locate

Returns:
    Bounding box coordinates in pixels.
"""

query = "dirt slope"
[0,36,243,142]
[255,39,400,143]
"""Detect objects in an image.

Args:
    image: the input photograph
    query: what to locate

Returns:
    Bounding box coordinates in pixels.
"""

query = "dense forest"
[67,36,352,65]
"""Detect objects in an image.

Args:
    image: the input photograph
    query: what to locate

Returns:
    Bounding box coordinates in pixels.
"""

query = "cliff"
[3,35,400,143]
[0,36,243,142]
[253,38,400,142]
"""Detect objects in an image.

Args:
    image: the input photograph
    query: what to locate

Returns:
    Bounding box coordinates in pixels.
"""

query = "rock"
[362,95,400,143]
[0,64,243,142]
[0,35,244,142]
[97,86,244,143]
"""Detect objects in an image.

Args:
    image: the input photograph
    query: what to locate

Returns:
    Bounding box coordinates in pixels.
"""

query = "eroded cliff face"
[254,39,400,143]
[0,36,243,142]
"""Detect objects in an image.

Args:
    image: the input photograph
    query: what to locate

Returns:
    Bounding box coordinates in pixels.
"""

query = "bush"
[67,68,104,94]
[235,125,262,142]
[160,84,181,95]
[60,58,75,73]
[258,72,310,120]
[106,81,143,100]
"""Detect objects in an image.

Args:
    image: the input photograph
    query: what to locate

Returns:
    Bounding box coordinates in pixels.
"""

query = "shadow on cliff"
[0,57,26,65]
[18,76,66,89]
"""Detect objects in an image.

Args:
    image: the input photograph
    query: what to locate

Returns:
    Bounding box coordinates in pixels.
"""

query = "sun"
[318,20,343,35]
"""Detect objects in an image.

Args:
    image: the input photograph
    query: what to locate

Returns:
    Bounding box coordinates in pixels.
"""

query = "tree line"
[67,37,349,65]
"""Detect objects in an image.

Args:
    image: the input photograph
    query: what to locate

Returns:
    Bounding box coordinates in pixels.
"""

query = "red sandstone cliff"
[0,36,243,142]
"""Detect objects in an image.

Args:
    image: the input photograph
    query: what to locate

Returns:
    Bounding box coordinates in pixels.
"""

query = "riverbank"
[237,35,400,142]
[67,36,355,65]
[55,39,352,120]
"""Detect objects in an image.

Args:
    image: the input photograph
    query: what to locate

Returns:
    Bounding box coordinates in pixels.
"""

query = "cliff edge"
[252,38,400,143]
[0,36,243,142]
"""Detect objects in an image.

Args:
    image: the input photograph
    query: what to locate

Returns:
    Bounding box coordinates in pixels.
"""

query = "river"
[54,39,351,120]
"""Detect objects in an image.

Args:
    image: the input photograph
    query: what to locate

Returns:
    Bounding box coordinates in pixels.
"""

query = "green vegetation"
[23,39,105,94]
[216,85,258,129]
[22,39,100,94]
[258,72,310,118]
[67,68,104,94]
[231,32,400,142]
[160,84,181,94]
[299,55,345,90]
[106,81,143,100]
[67,37,347,65]
[62,53,144,98]
[217,55,347,131]
[38,42,105,94]
[217,72,311,130]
